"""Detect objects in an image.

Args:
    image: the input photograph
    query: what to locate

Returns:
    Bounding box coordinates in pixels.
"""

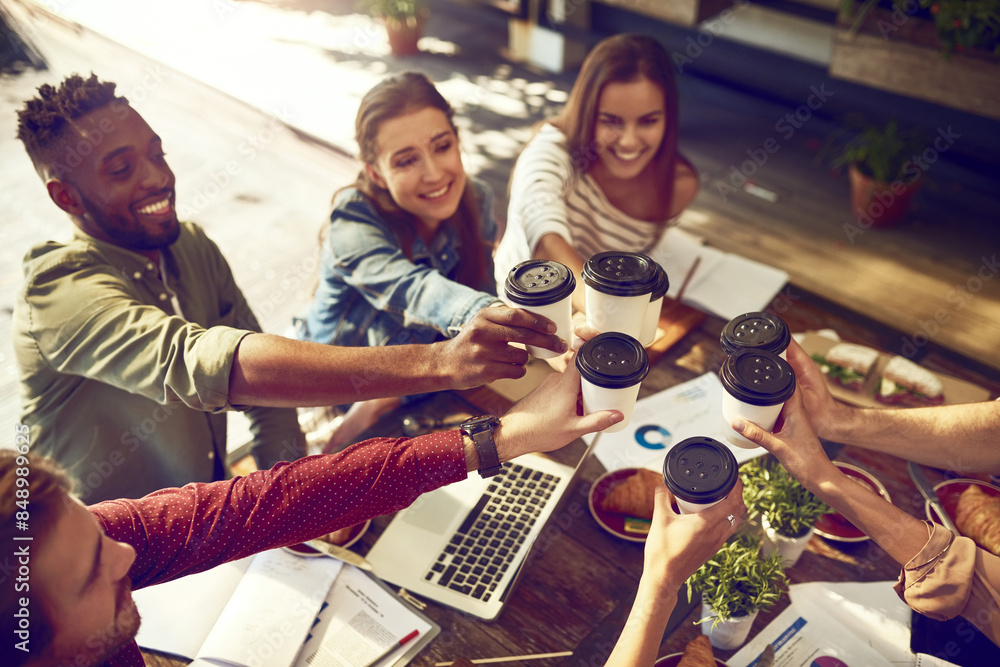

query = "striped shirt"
[495,123,674,291]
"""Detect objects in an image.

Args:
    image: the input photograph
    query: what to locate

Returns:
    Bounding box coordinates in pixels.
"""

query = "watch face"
[463,415,498,433]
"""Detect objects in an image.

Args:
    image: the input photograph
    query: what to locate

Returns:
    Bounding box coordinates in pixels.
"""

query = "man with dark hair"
[13,73,568,503]
[0,364,623,666]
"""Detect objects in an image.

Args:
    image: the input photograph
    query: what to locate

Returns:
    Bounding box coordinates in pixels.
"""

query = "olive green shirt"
[13,222,305,502]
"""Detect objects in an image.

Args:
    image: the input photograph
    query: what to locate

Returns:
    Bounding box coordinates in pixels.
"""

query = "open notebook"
[133,548,439,667]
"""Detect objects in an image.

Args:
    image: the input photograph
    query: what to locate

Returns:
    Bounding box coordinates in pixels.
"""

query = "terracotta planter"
[849,163,921,228]
[762,515,815,568]
[700,602,757,650]
[381,14,425,56]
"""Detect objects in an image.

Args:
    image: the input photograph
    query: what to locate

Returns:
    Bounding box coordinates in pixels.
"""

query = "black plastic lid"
[575,332,650,388]
[581,252,658,297]
[720,312,790,356]
[504,259,576,306]
[662,436,738,504]
[719,349,796,406]
[648,259,670,301]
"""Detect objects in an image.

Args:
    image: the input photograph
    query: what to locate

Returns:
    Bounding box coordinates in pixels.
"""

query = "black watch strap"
[461,415,502,478]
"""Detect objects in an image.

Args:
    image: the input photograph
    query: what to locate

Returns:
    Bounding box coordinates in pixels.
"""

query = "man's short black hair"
[16,72,125,175]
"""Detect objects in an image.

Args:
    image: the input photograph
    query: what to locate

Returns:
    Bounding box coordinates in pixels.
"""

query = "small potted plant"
[823,116,927,227]
[687,533,788,650]
[741,458,829,567]
[362,0,428,56]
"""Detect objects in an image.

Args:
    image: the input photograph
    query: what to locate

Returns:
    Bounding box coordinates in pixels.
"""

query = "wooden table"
[142,287,1000,666]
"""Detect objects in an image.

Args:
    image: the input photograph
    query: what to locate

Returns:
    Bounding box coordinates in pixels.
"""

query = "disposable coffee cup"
[639,261,669,347]
[504,259,576,359]
[576,332,649,433]
[719,349,796,449]
[663,436,738,514]
[720,312,791,359]
[582,251,658,340]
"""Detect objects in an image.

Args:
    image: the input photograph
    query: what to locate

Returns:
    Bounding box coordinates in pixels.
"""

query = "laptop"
[365,438,598,621]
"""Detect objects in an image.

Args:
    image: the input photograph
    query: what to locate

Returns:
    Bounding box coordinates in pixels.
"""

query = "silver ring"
[726,514,736,527]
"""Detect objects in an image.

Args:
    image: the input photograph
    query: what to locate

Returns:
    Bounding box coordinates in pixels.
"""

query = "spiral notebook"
[133,548,440,667]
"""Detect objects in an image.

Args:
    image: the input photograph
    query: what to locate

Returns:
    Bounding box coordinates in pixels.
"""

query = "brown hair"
[16,72,126,178]
[1,448,74,664]
[344,71,489,289]
[551,33,683,221]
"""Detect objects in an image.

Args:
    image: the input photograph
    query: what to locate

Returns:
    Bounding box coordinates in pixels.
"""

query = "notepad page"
[198,548,343,667]
[133,556,253,659]
[650,227,789,320]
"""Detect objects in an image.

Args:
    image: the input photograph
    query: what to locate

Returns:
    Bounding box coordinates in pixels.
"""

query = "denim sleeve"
[326,204,494,337]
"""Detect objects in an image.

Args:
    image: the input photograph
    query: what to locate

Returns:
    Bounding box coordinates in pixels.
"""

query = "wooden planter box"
[594,0,733,27]
[831,6,1000,121]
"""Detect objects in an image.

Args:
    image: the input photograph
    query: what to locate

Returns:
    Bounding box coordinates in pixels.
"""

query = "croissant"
[601,469,660,520]
[954,485,1000,556]
[676,634,715,667]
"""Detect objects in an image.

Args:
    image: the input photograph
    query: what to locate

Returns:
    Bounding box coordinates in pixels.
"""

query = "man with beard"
[0,361,626,666]
[13,74,569,503]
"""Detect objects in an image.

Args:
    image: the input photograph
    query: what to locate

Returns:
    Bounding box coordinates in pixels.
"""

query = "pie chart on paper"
[634,424,671,450]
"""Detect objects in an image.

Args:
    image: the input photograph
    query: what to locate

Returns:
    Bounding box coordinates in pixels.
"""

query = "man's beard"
[47,580,142,667]
[79,191,180,251]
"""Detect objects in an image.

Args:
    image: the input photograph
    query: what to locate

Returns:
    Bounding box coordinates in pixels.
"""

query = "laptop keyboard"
[423,462,561,601]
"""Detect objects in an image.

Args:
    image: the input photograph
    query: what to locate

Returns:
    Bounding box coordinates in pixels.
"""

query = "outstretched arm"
[786,339,1000,475]
[733,390,928,567]
[606,481,745,666]
[229,306,568,407]
[734,394,1000,646]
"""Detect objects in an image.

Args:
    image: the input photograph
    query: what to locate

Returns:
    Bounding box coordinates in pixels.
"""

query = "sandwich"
[876,355,944,407]
[811,343,880,392]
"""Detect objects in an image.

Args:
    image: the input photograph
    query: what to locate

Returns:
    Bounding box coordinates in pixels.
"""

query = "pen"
[364,629,420,667]
[675,255,701,303]
[435,651,574,665]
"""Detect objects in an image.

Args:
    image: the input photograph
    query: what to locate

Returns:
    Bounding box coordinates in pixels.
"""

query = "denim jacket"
[293,177,498,348]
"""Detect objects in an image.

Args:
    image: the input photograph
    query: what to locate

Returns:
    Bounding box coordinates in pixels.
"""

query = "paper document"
[728,581,960,667]
[586,373,765,472]
[295,565,434,667]
[649,227,789,320]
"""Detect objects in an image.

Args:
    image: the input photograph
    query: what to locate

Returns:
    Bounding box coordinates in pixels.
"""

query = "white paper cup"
[521,297,572,359]
[585,288,649,340]
[576,332,649,433]
[663,436,738,512]
[582,252,658,340]
[504,259,576,359]
[721,393,785,448]
[720,312,790,359]
[638,263,669,347]
[718,350,796,449]
[580,379,642,433]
